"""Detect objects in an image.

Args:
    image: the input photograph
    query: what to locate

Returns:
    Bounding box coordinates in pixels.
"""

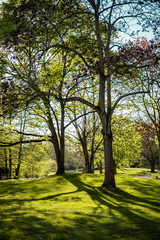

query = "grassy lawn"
[0,168,160,240]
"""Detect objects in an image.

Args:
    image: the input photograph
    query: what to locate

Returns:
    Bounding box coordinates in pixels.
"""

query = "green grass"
[0,168,160,240]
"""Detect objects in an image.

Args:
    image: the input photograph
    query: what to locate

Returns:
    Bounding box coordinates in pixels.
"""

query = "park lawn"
[0,168,160,240]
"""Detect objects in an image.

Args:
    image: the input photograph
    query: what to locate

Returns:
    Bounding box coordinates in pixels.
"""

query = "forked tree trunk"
[53,137,65,175]
[85,158,94,173]
[44,97,65,175]
[94,8,116,187]
[55,103,65,175]
[84,147,95,173]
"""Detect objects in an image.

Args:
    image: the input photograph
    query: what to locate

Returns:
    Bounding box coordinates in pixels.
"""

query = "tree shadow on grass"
[62,174,160,211]
[0,174,160,240]
[62,174,160,240]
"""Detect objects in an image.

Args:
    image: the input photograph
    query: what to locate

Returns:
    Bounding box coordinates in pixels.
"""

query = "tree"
[95,116,142,173]
[57,1,159,188]
[64,139,84,171]
[129,37,160,167]
[142,78,160,167]
[0,0,94,175]
[69,104,102,173]
[138,123,159,172]
[66,78,103,173]
[112,116,142,169]
[0,37,81,175]
[1,0,160,188]
[20,142,56,178]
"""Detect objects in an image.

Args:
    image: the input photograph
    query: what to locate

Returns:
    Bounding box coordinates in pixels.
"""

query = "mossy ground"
[0,168,160,240]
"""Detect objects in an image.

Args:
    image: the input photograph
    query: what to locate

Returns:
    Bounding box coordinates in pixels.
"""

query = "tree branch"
[15,130,50,138]
[41,91,98,112]
[111,90,150,116]
[0,138,49,147]
[65,110,96,129]
[44,44,90,69]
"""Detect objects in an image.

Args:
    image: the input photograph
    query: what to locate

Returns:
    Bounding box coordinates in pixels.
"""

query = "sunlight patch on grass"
[0,169,160,240]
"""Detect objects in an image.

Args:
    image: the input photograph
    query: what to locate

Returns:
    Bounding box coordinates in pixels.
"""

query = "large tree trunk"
[52,133,65,175]
[85,159,94,173]
[89,154,94,173]
[101,120,116,188]
[98,66,116,188]
[50,134,65,175]
[94,7,116,187]
[56,154,65,175]
[84,158,94,173]
[43,96,65,175]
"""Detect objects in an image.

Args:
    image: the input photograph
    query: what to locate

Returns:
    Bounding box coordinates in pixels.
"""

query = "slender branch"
[93,138,103,155]
[99,1,140,15]
[65,110,96,129]
[112,13,145,26]
[49,103,60,137]
[26,93,42,106]
[142,94,155,125]
[111,90,150,116]
[44,44,90,69]
[15,130,50,138]
[0,128,49,138]
[0,138,49,147]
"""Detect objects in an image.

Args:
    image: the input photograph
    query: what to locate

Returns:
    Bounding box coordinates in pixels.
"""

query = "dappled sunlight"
[0,172,160,239]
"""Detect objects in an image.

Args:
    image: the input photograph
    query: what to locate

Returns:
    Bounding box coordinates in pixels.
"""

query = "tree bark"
[93,3,116,188]
[51,134,65,175]
[56,102,65,175]
[15,143,23,178]
[158,139,160,169]
[43,96,65,175]
[15,163,20,178]
[150,163,155,173]
[101,118,116,188]
[83,140,90,173]
[97,161,103,174]
[9,148,12,178]
[4,148,8,179]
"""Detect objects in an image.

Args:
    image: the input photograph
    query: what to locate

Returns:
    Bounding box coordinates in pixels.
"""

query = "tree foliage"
[112,116,142,168]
